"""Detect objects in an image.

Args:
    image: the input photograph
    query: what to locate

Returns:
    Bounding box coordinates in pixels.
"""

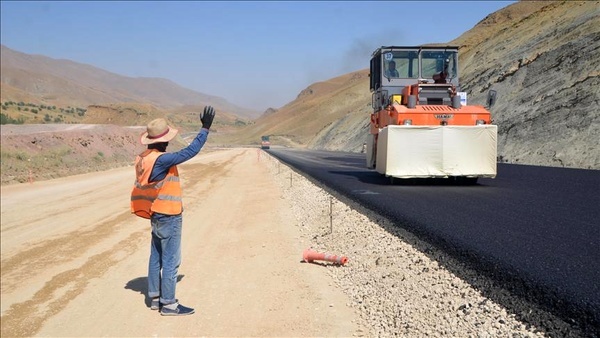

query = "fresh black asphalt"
[267,148,600,334]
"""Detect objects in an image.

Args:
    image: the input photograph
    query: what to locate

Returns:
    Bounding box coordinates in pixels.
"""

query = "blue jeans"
[148,212,182,305]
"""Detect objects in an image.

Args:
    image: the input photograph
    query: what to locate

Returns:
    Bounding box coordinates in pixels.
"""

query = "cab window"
[382,51,418,79]
[421,51,457,80]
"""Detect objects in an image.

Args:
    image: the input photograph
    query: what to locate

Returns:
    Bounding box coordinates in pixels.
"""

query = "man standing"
[131,106,216,316]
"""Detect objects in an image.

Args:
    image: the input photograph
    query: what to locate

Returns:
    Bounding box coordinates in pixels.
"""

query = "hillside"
[452,1,600,169]
[235,0,599,169]
[0,45,260,119]
[229,70,371,151]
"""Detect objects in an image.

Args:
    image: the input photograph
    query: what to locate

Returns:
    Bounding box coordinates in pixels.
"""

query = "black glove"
[200,106,215,130]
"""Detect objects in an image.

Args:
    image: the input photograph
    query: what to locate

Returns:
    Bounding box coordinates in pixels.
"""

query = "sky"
[1,1,515,112]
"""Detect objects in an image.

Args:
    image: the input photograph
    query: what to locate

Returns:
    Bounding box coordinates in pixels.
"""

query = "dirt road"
[1,148,361,337]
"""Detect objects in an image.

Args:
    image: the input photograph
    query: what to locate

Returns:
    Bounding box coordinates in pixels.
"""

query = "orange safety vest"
[130,149,183,219]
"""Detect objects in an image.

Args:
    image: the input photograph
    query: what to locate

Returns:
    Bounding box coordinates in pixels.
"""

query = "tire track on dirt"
[177,151,245,211]
[0,211,132,294]
[2,197,101,231]
[0,227,147,337]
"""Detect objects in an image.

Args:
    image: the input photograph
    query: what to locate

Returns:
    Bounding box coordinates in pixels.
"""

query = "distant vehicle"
[367,45,498,184]
[261,135,271,149]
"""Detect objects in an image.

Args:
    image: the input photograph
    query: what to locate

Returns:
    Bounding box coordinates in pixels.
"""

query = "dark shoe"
[150,298,160,310]
[160,303,195,316]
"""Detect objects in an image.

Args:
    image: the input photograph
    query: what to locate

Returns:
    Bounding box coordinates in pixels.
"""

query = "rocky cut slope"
[453,1,600,169]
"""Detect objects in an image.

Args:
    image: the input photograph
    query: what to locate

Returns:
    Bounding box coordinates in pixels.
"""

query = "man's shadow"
[125,275,185,308]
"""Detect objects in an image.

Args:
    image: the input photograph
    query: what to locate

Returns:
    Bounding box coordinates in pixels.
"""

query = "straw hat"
[140,118,179,145]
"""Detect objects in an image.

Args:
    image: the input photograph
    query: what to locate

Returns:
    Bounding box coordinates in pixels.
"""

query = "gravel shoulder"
[0,148,588,337]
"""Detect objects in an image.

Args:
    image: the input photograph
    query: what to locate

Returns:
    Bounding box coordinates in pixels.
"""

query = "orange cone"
[302,248,348,265]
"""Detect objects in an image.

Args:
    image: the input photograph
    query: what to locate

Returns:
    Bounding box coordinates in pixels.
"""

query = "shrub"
[0,113,25,124]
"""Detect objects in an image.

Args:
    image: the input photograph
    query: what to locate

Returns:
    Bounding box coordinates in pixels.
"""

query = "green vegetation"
[1,101,86,124]
[0,113,25,124]
[1,146,78,184]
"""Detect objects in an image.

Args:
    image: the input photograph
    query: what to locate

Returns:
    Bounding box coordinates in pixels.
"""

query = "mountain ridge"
[0,44,261,119]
